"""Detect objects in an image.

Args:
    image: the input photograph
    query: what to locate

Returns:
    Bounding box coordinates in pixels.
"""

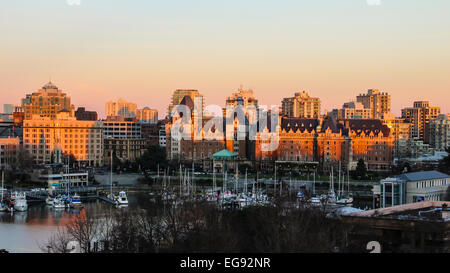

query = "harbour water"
[0,192,148,253]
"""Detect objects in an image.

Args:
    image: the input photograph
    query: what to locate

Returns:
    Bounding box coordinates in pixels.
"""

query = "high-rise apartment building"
[105,99,138,118]
[281,91,321,118]
[401,101,440,140]
[226,87,258,109]
[356,89,391,119]
[3,104,20,115]
[23,112,104,166]
[137,107,158,123]
[332,101,372,119]
[23,82,75,120]
[382,114,412,158]
[168,89,204,117]
[427,114,450,151]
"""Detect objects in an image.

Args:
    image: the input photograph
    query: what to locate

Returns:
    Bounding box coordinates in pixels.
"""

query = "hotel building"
[23,112,104,166]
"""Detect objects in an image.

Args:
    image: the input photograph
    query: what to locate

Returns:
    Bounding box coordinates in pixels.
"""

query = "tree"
[7,147,34,172]
[355,159,367,180]
[137,145,167,172]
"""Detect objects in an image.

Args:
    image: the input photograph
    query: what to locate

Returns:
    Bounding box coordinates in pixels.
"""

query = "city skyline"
[1,0,449,117]
[2,80,447,120]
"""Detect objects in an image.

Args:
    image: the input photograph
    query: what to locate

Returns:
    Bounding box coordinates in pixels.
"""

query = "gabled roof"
[321,116,341,133]
[281,117,319,133]
[341,119,390,137]
[396,171,450,182]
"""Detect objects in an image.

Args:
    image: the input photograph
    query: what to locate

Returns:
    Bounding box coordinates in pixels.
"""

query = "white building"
[375,171,450,208]
[39,172,89,188]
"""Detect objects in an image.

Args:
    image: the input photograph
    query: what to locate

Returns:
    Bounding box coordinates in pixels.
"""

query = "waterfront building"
[23,82,75,120]
[0,137,20,169]
[281,91,321,118]
[105,99,138,118]
[401,101,440,140]
[103,116,142,139]
[141,123,160,146]
[75,107,98,121]
[23,112,104,166]
[166,96,226,162]
[39,172,89,188]
[104,138,147,163]
[255,116,394,172]
[374,171,450,208]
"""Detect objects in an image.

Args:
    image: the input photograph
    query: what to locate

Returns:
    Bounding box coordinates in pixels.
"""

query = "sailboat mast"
[110,151,113,197]
[245,169,248,194]
[313,171,316,195]
[1,171,4,201]
[274,164,277,195]
[338,161,341,196]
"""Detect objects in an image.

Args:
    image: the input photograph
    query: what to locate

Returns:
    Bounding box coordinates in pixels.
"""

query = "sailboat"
[0,171,6,212]
[336,168,353,205]
[322,167,337,204]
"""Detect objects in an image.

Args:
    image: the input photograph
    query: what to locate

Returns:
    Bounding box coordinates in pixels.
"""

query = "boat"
[13,192,28,212]
[52,197,66,209]
[116,191,128,205]
[69,194,83,208]
[336,196,354,205]
[45,195,54,205]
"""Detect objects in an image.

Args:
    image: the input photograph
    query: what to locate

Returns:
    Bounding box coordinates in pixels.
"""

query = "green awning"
[213,149,238,160]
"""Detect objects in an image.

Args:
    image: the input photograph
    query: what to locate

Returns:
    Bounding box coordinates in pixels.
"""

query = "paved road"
[94,173,144,186]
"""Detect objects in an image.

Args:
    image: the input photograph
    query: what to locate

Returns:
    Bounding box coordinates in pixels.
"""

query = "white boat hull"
[14,204,28,212]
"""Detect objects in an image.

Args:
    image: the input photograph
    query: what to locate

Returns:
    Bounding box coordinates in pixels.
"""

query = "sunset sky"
[1,0,449,118]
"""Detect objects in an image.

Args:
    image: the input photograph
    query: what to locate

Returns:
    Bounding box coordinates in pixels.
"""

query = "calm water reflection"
[0,192,149,253]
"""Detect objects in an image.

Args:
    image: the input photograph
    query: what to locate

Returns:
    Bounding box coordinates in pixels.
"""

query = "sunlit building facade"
[23,112,104,166]
[282,91,321,118]
[23,82,75,120]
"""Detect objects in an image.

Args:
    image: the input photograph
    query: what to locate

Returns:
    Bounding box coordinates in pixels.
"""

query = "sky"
[0,0,449,118]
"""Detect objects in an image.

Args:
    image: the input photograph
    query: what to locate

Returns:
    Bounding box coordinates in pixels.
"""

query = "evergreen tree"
[355,159,367,180]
